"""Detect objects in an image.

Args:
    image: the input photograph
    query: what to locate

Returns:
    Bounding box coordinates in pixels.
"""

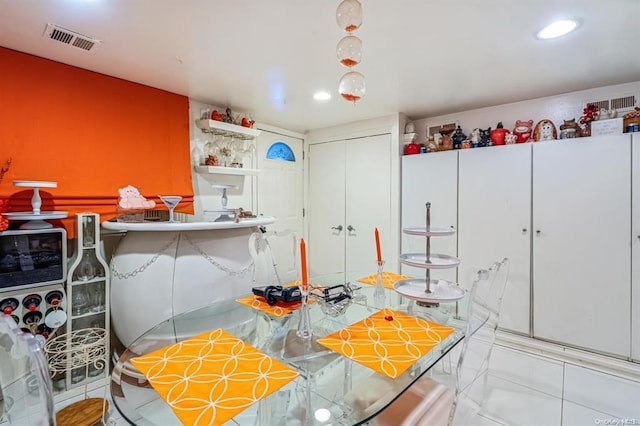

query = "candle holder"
[296,289,313,339]
[374,260,385,308]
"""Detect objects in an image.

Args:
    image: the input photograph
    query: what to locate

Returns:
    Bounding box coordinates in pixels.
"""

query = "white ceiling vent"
[43,23,100,52]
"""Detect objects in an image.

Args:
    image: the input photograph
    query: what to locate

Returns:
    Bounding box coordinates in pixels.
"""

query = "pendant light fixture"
[336,0,365,104]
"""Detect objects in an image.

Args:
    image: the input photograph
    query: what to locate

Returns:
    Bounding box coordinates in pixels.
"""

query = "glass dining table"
[110,272,467,425]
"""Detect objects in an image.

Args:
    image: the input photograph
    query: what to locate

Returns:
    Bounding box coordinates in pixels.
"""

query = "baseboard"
[495,331,640,382]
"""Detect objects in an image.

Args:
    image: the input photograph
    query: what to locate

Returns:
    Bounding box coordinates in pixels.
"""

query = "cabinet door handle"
[347,225,356,232]
[331,225,343,231]
[536,230,541,236]
[522,228,528,234]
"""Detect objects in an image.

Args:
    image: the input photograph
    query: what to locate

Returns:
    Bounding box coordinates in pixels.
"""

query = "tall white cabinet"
[532,135,631,356]
[631,133,640,362]
[401,151,458,283]
[309,134,393,275]
[458,143,531,335]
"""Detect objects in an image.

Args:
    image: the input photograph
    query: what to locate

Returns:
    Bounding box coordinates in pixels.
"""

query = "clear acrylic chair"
[370,258,510,426]
[248,228,299,287]
[0,314,56,425]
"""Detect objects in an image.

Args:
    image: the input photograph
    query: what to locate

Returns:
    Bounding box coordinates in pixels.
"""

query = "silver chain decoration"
[110,235,179,280]
[184,233,254,277]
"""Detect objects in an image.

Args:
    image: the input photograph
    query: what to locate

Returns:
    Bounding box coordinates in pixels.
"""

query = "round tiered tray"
[396,202,464,305]
[394,278,466,304]
[2,180,68,229]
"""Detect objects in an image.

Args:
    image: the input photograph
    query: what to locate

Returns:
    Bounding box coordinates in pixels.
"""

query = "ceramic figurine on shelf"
[241,117,255,128]
[469,128,480,148]
[223,107,234,123]
[478,127,492,147]
[211,110,224,121]
[429,133,442,152]
[505,133,517,144]
[513,120,533,143]
[440,131,453,151]
[597,108,617,120]
[490,122,510,146]
[533,119,557,141]
[559,118,581,139]
[451,126,467,150]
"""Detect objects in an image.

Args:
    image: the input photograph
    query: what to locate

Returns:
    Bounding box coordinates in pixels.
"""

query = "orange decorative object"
[131,329,299,425]
[357,271,413,290]
[300,238,308,291]
[374,227,382,262]
[317,309,454,379]
[235,294,315,317]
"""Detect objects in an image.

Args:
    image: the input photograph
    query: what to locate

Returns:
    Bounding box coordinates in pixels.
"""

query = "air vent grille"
[611,95,636,110]
[586,94,638,113]
[43,23,100,52]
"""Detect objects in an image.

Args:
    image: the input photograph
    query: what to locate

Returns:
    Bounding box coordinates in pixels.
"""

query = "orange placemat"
[357,272,413,289]
[316,309,454,379]
[130,329,299,425]
[235,294,314,317]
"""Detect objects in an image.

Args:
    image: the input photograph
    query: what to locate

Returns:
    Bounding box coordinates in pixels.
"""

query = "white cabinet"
[458,143,531,334]
[401,151,458,282]
[632,133,640,361]
[309,134,392,275]
[532,135,631,357]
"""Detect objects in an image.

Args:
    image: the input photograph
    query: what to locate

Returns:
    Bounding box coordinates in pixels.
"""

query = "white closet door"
[633,133,640,361]
[345,134,392,274]
[533,135,631,357]
[458,143,531,334]
[309,140,346,276]
[401,151,458,282]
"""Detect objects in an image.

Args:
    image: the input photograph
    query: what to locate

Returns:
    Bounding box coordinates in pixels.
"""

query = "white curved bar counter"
[102,217,275,347]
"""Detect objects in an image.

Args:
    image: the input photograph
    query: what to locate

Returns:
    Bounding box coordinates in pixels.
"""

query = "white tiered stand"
[1,181,67,229]
[394,202,465,306]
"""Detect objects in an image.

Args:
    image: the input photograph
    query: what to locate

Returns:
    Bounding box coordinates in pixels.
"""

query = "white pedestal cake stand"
[2,181,67,229]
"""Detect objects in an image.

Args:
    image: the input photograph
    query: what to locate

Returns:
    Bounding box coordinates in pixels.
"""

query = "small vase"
[296,290,313,339]
[374,260,385,308]
[581,122,591,137]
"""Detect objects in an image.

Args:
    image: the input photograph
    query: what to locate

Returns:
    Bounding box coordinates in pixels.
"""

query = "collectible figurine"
[513,120,533,143]
[533,119,557,141]
[478,127,492,147]
[451,126,467,150]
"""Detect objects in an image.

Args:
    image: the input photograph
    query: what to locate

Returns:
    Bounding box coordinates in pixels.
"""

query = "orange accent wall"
[0,47,194,236]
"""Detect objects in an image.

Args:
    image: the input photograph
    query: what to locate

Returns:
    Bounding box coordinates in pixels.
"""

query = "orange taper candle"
[300,238,308,290]
[375,227,382,263]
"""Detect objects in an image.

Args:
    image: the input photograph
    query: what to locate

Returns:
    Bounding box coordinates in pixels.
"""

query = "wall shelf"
[195,119,261,140]
[194,165,260,175]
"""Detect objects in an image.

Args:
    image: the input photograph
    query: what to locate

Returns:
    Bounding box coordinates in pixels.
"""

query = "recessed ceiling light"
[313,91,331,101]
[536,19,578,39]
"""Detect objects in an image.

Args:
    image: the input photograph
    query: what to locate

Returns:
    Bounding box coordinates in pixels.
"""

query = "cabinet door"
[633,133,640,361]
[458,143,531,334]
[533,135,631,357]
[345,134,392,274]
[309,140,346,276]
[401,151,458,282]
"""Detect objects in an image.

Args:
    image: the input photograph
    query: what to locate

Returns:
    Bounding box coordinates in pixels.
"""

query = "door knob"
[331,225,343,231]
[347,225,356,232]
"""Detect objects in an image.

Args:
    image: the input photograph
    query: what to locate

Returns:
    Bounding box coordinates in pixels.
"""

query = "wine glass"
[158,195,182,223]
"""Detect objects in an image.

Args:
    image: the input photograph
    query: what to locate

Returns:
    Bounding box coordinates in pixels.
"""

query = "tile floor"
[53,343,640,425]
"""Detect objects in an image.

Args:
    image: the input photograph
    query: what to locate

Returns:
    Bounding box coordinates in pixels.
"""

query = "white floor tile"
[562,400,621,426]
[489,345,564,398]
[479,375,562,426]
[563,364,640,419]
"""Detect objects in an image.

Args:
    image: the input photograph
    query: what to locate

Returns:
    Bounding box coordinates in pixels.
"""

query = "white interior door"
[256,130,304,237]
[533,135,631,357]
[345,134,392,274]
[309,140,346,276]
[632,133,640,361]
[401,151,458,282]
[458,143,531,335]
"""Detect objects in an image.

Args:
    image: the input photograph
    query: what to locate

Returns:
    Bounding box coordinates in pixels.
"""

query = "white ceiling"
[1,0,639,133]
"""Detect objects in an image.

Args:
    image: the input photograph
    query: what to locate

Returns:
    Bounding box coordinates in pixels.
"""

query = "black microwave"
[0,228,67,291]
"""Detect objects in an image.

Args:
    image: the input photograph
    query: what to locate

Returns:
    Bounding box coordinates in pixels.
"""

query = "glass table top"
[110,274,467,425]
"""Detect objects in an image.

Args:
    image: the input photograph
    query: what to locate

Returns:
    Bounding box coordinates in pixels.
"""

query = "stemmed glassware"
[158,195,182,223]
